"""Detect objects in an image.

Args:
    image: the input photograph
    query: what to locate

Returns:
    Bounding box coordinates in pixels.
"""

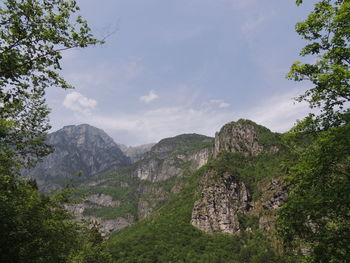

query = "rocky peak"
[214,119,280,157]
[23,124,131,192]
[52,124,116,148]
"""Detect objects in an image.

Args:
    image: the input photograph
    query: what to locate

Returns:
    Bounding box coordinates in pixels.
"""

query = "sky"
[46,0,318,146]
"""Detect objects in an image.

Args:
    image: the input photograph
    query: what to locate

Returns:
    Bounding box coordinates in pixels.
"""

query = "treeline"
[0,0,349,263]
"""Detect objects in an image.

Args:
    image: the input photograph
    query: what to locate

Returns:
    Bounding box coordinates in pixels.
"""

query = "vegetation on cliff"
[0,0,349,262]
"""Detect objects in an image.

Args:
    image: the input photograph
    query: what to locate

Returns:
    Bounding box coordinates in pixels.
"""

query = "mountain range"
[25,119,292,261]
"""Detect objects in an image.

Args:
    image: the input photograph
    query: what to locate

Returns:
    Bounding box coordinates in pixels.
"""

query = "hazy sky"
[47,0,317,146]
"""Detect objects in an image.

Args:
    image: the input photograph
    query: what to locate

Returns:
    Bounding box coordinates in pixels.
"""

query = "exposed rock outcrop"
[85,194,121,207]
[23,124,130,192]
[65,193,133,236]
[191,174,289,235]
[133,134,213,182]
[214,119,280,157]
[192,120,286,235]
[191,171,251,234]
[250,179,289,231]
[65,203,133,236]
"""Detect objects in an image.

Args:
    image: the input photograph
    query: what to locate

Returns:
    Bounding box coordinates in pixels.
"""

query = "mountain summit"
[24,124,130,192]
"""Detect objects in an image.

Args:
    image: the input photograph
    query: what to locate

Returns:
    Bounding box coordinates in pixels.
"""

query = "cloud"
[63,92,97,114]
[57,89,311,145]
[208,99,231,108]
[219,102,230,108]
[62,57,145,94]
[241,89,311,132]
[140,90,159,104]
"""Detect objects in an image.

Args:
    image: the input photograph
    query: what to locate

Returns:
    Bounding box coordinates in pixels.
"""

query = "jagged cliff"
[214,119,280,157]
[70,133,214,232]
[104,120,291,262]
[23,124,131,192]
[191,119,287,234]
[133,134,212,182]
[191,170,251,234]
[31,119,289,240]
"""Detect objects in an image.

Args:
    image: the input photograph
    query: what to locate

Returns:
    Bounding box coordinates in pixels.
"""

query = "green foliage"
[207,151,288,200]
[107,168,290,263]
[278,124,350,263]
[237,213,260,231]
[74,173,140,220]
[154,133,213,153]
[69,223,113,263]
[277,1,350,262]
[0,172,78,262]
[0,1,109,262]
[84,204,137,220]
[288,0,350,129]
[171,140,213,156]
[0,0,102,166]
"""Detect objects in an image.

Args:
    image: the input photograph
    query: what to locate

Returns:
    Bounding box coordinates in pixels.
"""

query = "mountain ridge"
[23,124,131,192]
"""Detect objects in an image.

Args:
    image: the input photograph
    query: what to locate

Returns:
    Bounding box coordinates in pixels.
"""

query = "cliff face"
[133,134,212,182]
[30,120,288,238]
[214,119,280,157]
[134,134,213,218]
[191,119,287,234]
[65,194,133,236]
[69,133,214,233]
[191,170,251,234]
[23,124,130,192]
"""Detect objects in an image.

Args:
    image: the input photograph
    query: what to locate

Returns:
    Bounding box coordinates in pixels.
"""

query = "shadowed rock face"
[191,171,251,234]
[23,124,130,192]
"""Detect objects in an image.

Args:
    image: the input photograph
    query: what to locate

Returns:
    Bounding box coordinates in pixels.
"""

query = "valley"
[26,119,296,262]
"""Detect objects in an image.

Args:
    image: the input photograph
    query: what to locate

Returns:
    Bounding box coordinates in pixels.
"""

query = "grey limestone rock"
[191,171,251,234]
[214,119,280,157]
[85,194,121,207]
[133,134,213,182]
[65,193,133,236]
[23,124,130,192]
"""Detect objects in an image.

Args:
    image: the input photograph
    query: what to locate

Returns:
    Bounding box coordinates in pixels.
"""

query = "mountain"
[68,133,214,235]
[133,133,212,182]
[104,120,293,262]
[23,124,131,192]
[27,119,295,261]
[117,143,155,163]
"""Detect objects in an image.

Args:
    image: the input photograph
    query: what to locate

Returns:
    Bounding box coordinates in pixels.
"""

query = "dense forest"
[0,0,349,262]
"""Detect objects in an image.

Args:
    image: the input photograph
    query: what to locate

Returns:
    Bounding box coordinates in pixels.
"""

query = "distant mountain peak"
[24,124,130,192]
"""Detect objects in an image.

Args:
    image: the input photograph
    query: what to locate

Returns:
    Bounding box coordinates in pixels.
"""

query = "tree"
[277,1,350,262]
[278,125,350,262]
[0,1,109,262]
[288,0,350,130]
[0,0,103,166]
[0,176,83,263]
